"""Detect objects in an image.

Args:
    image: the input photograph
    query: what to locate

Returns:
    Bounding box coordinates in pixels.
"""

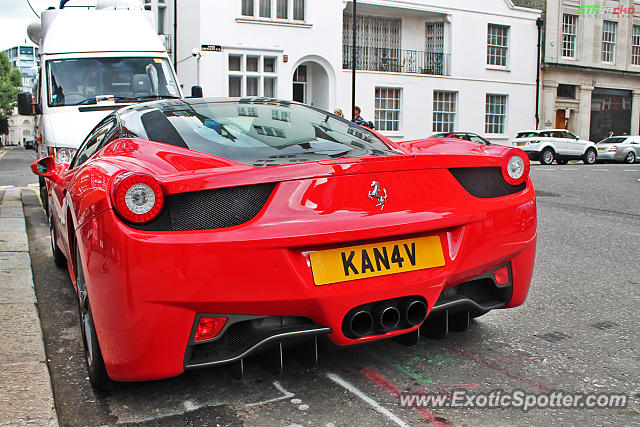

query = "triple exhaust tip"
[347,298,428,338]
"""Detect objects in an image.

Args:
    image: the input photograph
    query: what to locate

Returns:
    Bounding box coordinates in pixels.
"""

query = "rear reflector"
[493,265,510,285]
[194,316,228,341]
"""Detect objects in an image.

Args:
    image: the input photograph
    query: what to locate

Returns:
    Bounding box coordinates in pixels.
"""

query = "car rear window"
[597,137,627,144]
[516,132,538,138]
[133,100,400,166]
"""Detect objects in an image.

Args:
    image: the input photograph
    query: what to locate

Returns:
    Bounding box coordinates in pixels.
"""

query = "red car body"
[34,99,536,385]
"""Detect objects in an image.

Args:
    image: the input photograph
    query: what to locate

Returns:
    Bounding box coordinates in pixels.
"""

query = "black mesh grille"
[449,167,525,198]
[129,182,277,231]
[185,316,320,367]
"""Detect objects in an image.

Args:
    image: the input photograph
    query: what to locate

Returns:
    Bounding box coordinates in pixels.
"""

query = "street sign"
[201,45,223,52]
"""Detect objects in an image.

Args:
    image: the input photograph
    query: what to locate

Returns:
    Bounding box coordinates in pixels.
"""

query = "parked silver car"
[596,136,640,164]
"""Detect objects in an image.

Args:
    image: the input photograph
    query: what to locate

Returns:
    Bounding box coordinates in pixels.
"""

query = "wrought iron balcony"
[342,46,450,76]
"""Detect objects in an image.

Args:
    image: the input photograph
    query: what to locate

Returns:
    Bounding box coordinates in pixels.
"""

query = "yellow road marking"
[0,147,14,160]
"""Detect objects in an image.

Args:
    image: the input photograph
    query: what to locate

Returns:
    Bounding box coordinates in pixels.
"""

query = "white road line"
[245,381,295,407]
[326,373,410,427]
[561,168,579,171]
[624,169,639,172]
[536,168,555,171]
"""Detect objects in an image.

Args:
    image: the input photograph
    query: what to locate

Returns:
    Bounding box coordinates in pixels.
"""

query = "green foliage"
[0,52,24,132]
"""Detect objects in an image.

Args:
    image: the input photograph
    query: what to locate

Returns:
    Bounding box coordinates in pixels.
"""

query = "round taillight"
[502,150,530,186]
[112,173,164,223]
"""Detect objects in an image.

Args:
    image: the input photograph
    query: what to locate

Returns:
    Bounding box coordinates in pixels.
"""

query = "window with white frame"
[632,25,640,66]
[259,0,271,18]
[228,53,278,98]
[276,0,287,19]
[425,22,444,53]
[241,0,305,22]
[241,0,254,16]
[432,91,456,133]
[157,0,166,34]
[561,14,577,58]
[293,0,304,21]
[374,88,401,132]
[487,24,509,66]
[602,21,617,63]
[485,94,507,134]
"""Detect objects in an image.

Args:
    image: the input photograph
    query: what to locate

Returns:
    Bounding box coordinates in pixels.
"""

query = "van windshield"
[47,57,180,107]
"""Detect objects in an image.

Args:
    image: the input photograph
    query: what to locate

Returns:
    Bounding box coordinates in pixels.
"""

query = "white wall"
[168,0,541,143]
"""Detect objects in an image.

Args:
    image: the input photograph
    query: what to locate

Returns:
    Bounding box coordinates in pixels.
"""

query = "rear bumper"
[77,182,537,381]
[596,150,629,162]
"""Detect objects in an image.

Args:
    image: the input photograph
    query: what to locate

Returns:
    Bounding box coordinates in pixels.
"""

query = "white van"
[18,0,189,212]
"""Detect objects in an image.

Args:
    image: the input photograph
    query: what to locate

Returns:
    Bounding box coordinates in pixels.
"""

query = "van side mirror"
[18,92,35,115]
[190,85,203,98]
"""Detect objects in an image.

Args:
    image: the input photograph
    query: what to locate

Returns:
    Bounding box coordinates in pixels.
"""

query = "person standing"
[353,106,375,128]
[333,108,344,117]
[353,106,367,125]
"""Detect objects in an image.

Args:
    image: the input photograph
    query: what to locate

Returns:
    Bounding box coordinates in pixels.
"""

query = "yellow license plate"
[309,236,445,286]
[516,142,526,146]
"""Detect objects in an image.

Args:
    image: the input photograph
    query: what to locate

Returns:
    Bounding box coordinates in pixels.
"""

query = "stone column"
[541,79,558,129]
[631,90,640,135]
[578,83,594,139]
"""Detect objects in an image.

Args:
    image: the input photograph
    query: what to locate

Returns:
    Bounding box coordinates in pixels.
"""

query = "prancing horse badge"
[368,181,387,210]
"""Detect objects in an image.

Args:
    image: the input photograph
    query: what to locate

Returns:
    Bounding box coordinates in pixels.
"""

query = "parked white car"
[512,129,597,165]
[595,135,640,164]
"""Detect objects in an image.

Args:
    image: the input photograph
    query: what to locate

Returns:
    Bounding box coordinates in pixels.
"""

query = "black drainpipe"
[173,0,178,71]
[535,17,543,129]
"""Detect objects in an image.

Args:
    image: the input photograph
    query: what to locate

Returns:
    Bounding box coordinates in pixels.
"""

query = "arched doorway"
[292,60,331,110]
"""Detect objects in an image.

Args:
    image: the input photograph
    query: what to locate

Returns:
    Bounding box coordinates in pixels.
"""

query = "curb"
[0,188,58,427]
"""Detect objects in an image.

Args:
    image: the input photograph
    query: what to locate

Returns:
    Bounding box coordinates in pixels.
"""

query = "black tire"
[49,213,66,268]
[556,159,568,165]
[39,177,49,216]
[540,148,555,165]
[76,244,114,392]
[624,151,636,164]
[583,148,597,165]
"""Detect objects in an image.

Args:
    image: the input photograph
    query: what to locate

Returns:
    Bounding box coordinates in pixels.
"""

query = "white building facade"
[158,0,541,144]
[4,109,35,147]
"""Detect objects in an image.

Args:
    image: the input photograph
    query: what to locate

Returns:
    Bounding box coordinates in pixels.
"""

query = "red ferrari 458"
[32,98,536,390]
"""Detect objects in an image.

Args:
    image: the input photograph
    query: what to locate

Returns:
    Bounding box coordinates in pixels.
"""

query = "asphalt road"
[2,147,639,426]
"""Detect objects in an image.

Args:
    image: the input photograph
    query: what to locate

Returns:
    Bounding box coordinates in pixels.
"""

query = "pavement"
[0,175,58,426]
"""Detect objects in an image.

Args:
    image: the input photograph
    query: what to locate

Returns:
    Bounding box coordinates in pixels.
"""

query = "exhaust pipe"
[402,299,428,326]
[374,305,401,332]
[348,310,374,337]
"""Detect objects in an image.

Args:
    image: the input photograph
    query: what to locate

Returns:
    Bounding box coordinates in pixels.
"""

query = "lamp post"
[351,0,357,121]
[191,48,201,86]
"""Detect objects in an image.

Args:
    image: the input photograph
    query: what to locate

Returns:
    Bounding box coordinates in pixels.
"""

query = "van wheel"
[583,148,597,164]
[540,148,554,165]
[76,244,114,392]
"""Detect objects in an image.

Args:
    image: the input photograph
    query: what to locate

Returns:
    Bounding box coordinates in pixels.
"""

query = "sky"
[0,0,57,50]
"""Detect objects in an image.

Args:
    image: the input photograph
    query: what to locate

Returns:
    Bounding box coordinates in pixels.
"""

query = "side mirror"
[30,156,62,184]
[18,92,35,116]
[190,85,203,98]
